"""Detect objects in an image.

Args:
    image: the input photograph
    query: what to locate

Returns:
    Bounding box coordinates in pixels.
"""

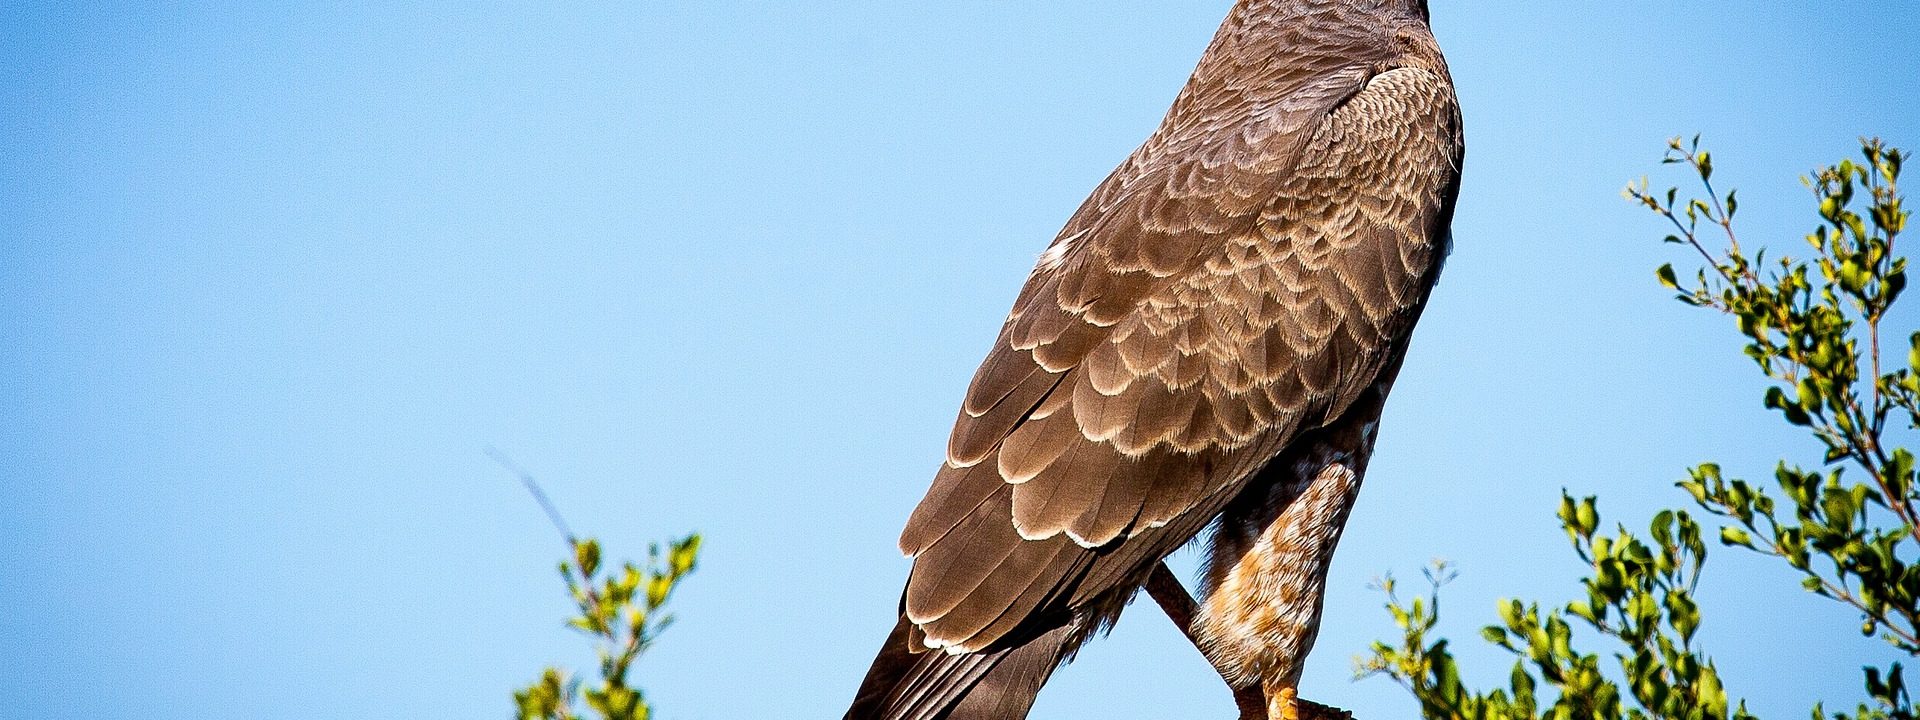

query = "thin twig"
[486,444,577,545]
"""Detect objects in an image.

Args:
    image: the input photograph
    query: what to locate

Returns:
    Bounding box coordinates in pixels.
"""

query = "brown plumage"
[848,1,1462,718]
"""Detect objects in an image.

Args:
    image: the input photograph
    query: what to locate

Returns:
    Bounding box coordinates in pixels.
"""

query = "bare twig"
[486,444,577,545]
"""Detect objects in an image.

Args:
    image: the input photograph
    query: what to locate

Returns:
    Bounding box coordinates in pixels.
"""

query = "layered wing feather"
[899,62,1463,653]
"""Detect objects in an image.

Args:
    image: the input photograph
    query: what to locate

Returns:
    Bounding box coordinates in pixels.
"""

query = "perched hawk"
[847,1,1462,718]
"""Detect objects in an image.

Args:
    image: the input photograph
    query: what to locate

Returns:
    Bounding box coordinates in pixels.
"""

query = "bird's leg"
[1269,686,1300,720]
[1144,563,1267,719]
[1145,564,1355,720]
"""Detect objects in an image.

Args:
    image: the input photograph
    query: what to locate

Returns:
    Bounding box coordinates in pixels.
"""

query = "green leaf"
[1719,526,1753,548]
[575,540,601,580]
[1576,498,1599,537]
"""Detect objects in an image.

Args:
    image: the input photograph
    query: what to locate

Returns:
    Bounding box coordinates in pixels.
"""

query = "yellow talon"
[1268,686,1299,720]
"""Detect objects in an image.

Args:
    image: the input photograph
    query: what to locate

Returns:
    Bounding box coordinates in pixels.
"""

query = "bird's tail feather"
[845,615,1073,720]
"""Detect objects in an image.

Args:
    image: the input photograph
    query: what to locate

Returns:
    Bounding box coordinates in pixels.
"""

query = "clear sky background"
[5,2,1918,718]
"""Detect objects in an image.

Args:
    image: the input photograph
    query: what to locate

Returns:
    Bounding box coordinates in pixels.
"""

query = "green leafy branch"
[1361,138,1914,720]
[491,448,702,720]
[1359,499,1747,720]
[1629,137,1918,653]
[515,534,702,720]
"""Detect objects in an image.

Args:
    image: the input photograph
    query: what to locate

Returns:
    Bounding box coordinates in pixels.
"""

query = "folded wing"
[898,64,1464,654]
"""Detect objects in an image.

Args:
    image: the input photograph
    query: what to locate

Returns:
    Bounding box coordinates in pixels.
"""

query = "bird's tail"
[845,614,1073,720]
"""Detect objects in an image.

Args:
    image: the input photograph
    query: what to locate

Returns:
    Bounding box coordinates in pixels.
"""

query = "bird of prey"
[846,1,1462,719]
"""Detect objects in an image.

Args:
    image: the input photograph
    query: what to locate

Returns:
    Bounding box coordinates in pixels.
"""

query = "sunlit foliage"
[1360,137,1913,720]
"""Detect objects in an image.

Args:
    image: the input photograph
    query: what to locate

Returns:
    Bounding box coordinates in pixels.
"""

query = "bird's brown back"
[893,0,1462,657]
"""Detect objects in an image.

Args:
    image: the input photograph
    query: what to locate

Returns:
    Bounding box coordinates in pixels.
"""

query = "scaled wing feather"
[898,56,1461,654]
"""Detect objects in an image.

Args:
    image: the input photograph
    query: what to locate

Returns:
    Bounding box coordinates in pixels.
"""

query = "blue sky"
[4,2,1918,718]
